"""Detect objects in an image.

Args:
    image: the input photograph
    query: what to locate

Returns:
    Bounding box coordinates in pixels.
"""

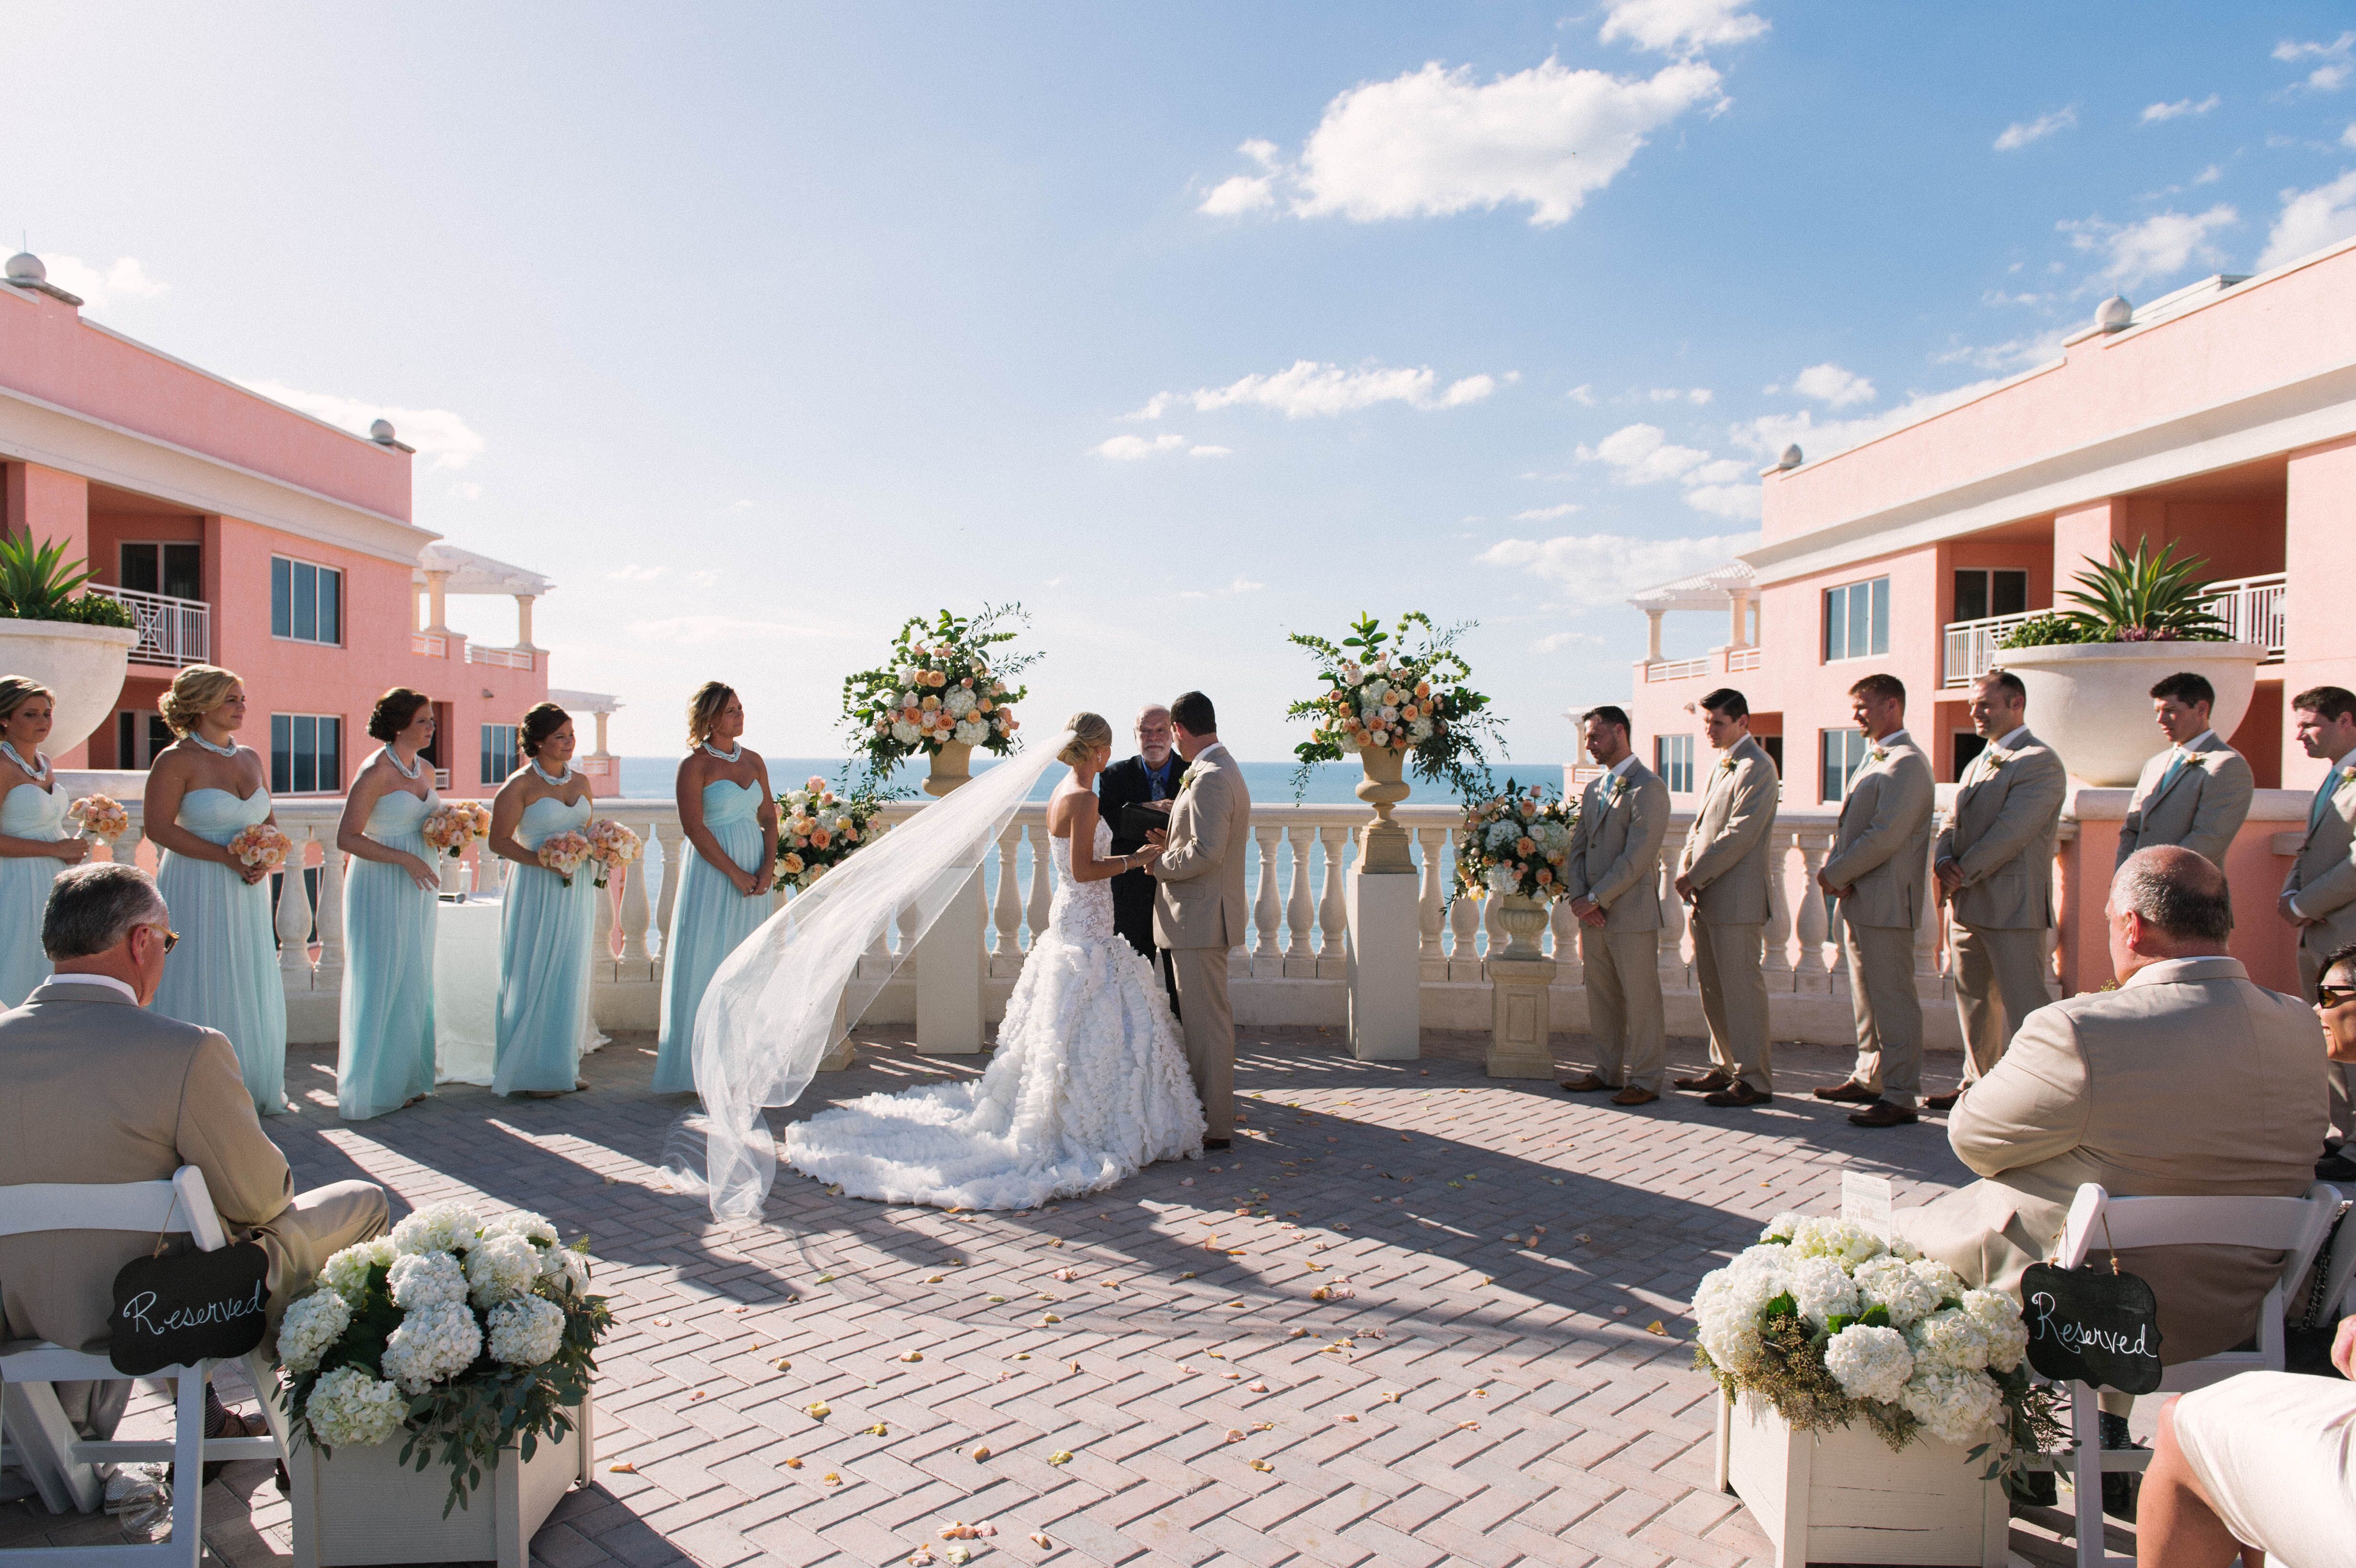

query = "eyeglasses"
[2321,985,2356,1008]
[146,923,179,955]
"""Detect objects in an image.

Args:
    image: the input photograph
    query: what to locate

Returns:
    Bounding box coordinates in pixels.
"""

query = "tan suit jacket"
[1566,761,1669,932]
[1678,736,1779,926]
[1936,730,2065,930]
[2284,762,2356,983]
[0,983,294,1353]
[2117,734,2254,870]
[1898,956,2326,1363]
[1824,732,1934,929]
[1152,744,1251,950]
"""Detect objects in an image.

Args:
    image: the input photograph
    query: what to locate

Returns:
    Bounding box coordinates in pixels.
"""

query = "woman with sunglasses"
[0,677,90,1008]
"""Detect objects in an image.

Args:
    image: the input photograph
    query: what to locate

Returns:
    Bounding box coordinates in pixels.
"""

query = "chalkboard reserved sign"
[2020,1261,2165,1394]
[108,1243,272,1376]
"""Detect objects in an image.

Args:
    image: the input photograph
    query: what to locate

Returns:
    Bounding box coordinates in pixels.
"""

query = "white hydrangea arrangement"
[1286,611,1504,801]
[274,1203,612,1514]
[1453,782,1578,903]
[1692,1213,2057,1472]
[842,604,1036,774]
[773,775,888,892]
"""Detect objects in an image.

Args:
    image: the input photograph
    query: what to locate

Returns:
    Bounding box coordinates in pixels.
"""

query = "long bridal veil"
[665,734,1068,1220]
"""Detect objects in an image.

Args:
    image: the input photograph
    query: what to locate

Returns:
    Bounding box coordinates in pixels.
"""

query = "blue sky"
[10,2,2356,764]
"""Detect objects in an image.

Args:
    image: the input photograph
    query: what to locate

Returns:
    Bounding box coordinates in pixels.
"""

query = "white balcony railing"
[1942,610,2039,687]
[86,586,210,667]
[1726,645,1763,674]
[413,632,448,658]
[2198,573,2287,660]
[467,643,535,671]
[1644,656,1711,683]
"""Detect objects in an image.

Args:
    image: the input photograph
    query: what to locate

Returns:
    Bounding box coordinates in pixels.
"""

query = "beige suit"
[0,981,387,1435]
[1151,744,1250,1138]
[2116,732,2254,870]
[1678,736,1780,1092]
[1567,760,1671,1091]
[1936,729,2065,1081]
[2283,758,2356,1141]
[1897,956,2326,1364]
[1823,731,1934,1105]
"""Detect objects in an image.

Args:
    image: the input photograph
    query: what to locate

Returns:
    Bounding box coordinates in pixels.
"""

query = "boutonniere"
[1178,762,1207,795]
[1717,756,1736,774]
[1604,775,1626,804]
[2341,764,2356,786]
[1983,749,2010,769]
[1868,747,1888,764]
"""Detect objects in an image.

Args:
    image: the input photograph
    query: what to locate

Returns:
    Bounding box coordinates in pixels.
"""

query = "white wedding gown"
[782,815,1206,1209]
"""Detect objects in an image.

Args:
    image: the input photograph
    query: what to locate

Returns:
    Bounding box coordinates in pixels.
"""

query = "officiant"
[1101,703,1183,1013]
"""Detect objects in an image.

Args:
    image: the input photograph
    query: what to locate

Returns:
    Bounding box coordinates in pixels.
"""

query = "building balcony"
[87,585,210,667]
[466,643,536,672]
[412,631,449,658]
[1640,643,1758,683]
[1942,571,2287,688]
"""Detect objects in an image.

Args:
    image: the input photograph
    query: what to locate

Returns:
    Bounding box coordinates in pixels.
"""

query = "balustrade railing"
[2197,572,2287,659]
[466,644,536,670]
[86,585,211,666]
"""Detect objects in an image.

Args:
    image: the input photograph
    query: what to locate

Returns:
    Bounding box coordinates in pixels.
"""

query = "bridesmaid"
[146,665,289,1114]
[334,688,442,1120]
[488,701,595,1098]
[653,683,777,1094]
[0,677,92,1007]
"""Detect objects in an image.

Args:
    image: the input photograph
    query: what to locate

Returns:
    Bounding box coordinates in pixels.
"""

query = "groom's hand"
[1145,828,1168,850]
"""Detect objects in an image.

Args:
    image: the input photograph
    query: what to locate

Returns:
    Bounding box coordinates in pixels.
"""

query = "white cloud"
[627,616,820,644]
[1187,444,1233,457]
[1994,106,2077,151]
[2140,94,2221,123]
[39,254,169,312]
[1092,433,1188,460]
[1934,326,2071,373]
[1734,378,2005,465]
[1682,482,1763,519]
[1567,383,1597,405]
[1514,502,1583,522]
[1132,360,1494,421]
[1475,529,1758,606]
[2060,204,2237,286]
[2346,124,2356,149]
[237,378,486,469]
[1178,576,1268,600]
[1791,362,1876,407]
[2193,163,2224,184]
[447,481,483,501]
[2275,33,2354,94]
[2256,168,2356,270]
[1597,0,1767,54]
[1198,140,1281,215]
[605,564,665,582]
[1533,630,1605,653]
[1579,422,1710,484]
[1646,386,1714,404]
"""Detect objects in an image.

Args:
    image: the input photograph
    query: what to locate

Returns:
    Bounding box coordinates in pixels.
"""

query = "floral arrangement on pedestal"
[274,1203,612,1515]
[1998,539,2230,650]
[842,605,1036,779]
[535,831,592,889]
[67,793,128,843]
[776,776,887,891]
[1285,612,1502,799]
[1453,782,1577,902]
[1693,1213,2062,1476]
[227,822,294,873]
[422,803,492,860]
[583,819,643,889]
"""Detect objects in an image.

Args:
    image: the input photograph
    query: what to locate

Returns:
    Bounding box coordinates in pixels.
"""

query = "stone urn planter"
[1998,639,2266,786]
[0,619,139,753]
[1492,893,1551,961]
[1355,746,1413,873]
[924,740,973,797]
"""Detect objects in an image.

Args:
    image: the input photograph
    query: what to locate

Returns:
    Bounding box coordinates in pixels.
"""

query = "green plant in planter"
[1994,613,2098,652]
[1998,539,2228,649]
[0,534,136,627]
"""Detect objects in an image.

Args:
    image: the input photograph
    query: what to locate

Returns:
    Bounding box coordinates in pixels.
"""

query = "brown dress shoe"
[1812,1080,1880,1104]
[1702,1082,1770,1108]
[1610,1086,1660,1106]
[1559,1074,1615,1093]
[1848,1099,1920,1127]
[1673,1070,1734,1092]
[1924,1090,1961,1111]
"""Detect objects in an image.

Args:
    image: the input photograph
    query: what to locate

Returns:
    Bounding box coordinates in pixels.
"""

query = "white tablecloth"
[433,894,606,1087]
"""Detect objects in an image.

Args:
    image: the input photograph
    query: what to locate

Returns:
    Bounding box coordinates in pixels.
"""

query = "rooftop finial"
[2096,295,2133,333]
[1776,444,1803,470]
[4,251,44,284]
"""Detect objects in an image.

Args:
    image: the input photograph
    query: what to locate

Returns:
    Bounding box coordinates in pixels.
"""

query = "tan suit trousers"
[1693,922,1771,1093]
[1948,921,2051,1083]
[1168,947,1236,1140]
[1843,921,1922,1107]
[1580,925,1664,1091]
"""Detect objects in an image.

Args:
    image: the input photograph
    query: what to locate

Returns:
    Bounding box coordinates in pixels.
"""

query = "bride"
[674,714,1203,1218]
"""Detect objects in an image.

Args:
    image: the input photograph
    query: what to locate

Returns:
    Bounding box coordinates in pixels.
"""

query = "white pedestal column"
[1486,895,1559,1078]
[915,868,986,1054]
[1346,864,1420,1061]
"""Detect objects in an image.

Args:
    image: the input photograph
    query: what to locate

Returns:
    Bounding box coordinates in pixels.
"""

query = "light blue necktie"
[2314,768,2343,833]
[2154,750,2187,800]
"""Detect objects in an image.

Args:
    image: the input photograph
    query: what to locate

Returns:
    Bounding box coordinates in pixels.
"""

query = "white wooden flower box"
[1715,1389,2007,1568]
[284,1393,592,1568]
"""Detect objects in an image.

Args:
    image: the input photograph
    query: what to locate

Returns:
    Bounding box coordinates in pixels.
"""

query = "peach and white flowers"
[536,830,592,889]
[1287,612,1503,802]
[584,818,643,889]
[226,821,294,873]
[67,793,128,841]
[843,605,1037,775]
[422,801,492,858]
[777,777,886,891]
[1454,783,1576,904]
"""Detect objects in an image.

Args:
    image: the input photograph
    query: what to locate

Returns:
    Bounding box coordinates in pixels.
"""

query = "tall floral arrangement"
[1454,781,1576,903]
[275,1203,612,1515]
[842,605,1037,780]
[776,776,888,891]
[1286,612,1502,799]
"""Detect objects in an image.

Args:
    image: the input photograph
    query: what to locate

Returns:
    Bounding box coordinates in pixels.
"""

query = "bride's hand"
[1145,828,1168,851]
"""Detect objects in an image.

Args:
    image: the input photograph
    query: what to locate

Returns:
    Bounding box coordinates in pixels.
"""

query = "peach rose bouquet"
[226,821,294,873]
[422,801,492,859]
[68,794,129,841]
[775,777,887,892]
[584,818,643,890]
[536,830,592,890]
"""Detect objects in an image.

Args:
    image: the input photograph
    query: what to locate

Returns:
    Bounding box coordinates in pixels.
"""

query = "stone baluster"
[313,839,347,992]
[1416,827,1450,980]
[1761,829,1795,991]
[992,826,1023,971]
[1252,823,1282,976]
[593,869,618,966]
[1550,896,1582,987]
[1025,824,1054,951]
[620,831,654,969]
[276,830,315,985]
[1794,829,1832,992]
[861,916,892,980]
[649,820,682,961]
[1655,860,1687,991]
[1316,825,1349,970]
[896,897,923,961]
[1283,825,1315,975]
[1448,830,1482,978]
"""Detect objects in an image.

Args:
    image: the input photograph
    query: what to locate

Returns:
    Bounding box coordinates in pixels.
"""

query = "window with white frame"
[119,542,202,600]
[271,556,343,645]
[1822,575,1890,661]
[481,724,520,786]
[1952,568,2029,623]
[271,714,342,795]
[1654,733,1695,794]
[1820,729,1872,803]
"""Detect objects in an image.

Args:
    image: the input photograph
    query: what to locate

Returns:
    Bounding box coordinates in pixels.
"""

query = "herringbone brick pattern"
[5,1027,1975,1568]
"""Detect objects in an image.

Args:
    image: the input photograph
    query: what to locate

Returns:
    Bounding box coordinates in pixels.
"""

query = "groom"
[1147,690,1248,1149]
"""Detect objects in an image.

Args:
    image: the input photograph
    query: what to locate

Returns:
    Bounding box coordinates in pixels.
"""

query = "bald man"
[1100,704,1182,1009]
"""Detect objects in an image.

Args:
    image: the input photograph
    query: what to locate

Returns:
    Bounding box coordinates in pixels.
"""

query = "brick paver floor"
[6,1026,1998,1568]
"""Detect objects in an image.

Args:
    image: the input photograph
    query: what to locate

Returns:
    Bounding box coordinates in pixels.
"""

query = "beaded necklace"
[529,758,573,788]
[702,740,743,763]
[0,739,48,783]
[384,746,425,781]
[188,731,240,759]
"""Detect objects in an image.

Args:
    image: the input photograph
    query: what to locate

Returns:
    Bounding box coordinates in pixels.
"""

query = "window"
[1823,575,1891,661]
[271,556,343,645]
[481,724,519,786]
[271,714,342,795]
[1821,729,1872,802]
[119,543,201,601]
[1952,568,2028,623]
[115,711,176,768]
[1654,734,1695,794]
[1952,731,1987,782]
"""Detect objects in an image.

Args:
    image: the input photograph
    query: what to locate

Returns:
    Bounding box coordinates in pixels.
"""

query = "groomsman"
[2116,672,2254,869]
[1814,674,1936,1128]
[1100,703,1183,1009]
[2281,686,2356,1173]
[1672,689,1781,1107]
[1932,669,2066,1101]
[1557,706,1671,1106]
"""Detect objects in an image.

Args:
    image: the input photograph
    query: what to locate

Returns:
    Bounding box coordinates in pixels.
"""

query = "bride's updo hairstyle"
[519,701,571,758]
[686,682,736,746]
[1056,712,1113,769]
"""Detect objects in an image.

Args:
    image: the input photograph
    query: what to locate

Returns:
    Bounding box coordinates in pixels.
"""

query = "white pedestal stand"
[1346,865,1420,1061]
[1485,895,1559,1078]
[914,868,986,1055]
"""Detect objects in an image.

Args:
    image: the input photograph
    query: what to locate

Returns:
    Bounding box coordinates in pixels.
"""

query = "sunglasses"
[2321,985,2356,1008]
[147,923,180,955]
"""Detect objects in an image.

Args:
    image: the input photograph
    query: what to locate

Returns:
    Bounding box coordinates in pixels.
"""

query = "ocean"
[609,754,1563,804]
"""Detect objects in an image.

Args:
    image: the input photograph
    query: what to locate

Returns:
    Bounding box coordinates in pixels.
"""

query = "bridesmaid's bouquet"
[1453,781,1576,903]
[226,821,294,873]
[583,818,642,889]
[423,802,492,859]
[840,604,1037,777]
[535,830,592,889]
[67,794,128,841]
[775,777,887,892]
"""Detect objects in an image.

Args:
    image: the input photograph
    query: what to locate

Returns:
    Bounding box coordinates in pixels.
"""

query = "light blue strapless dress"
[493,794,595,1096]
[653,779,771,1094]
[338,782,440,1120]
[0,782,71,1008]
[153,787,289,1114]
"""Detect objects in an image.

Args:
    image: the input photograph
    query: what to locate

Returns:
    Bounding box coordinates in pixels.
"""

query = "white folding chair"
[0,1165,284,1568]
[2040,1181,2342,1568]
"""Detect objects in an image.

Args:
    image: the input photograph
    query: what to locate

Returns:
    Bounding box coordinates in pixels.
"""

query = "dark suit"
[1100,753,1182,1009]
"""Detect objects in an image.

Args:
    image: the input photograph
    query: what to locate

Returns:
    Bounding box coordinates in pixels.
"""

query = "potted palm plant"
[1995,540,2265,785]
[0,534,139,755]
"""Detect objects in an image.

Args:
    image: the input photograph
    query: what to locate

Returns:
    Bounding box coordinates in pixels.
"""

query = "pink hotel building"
[1620,231,2356,995]
[0,253,614,793]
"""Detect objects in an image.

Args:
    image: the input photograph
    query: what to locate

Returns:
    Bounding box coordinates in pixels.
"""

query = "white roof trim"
[1626,559,1756,611]
[546,688,621,715]
[414,543,555,596]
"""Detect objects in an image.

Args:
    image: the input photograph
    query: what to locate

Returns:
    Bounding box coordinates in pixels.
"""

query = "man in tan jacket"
[1816,674,1937,1127]
[1898,847,2325,1368]
[1672,689,1781,1106]
[2116,672,2255,870]
[1148,690,1250,1147]
[1933,669,2066,1098]
[0,863,388,1440]
[1557,706,1671,1105]
[2281,685,2356,1170]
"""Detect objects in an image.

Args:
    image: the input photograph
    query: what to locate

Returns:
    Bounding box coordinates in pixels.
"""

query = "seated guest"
[1897,846,2325,1367]
[0,863,389,1443]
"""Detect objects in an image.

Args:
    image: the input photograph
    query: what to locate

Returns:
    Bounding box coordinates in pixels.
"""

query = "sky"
[9,2,2356,763]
